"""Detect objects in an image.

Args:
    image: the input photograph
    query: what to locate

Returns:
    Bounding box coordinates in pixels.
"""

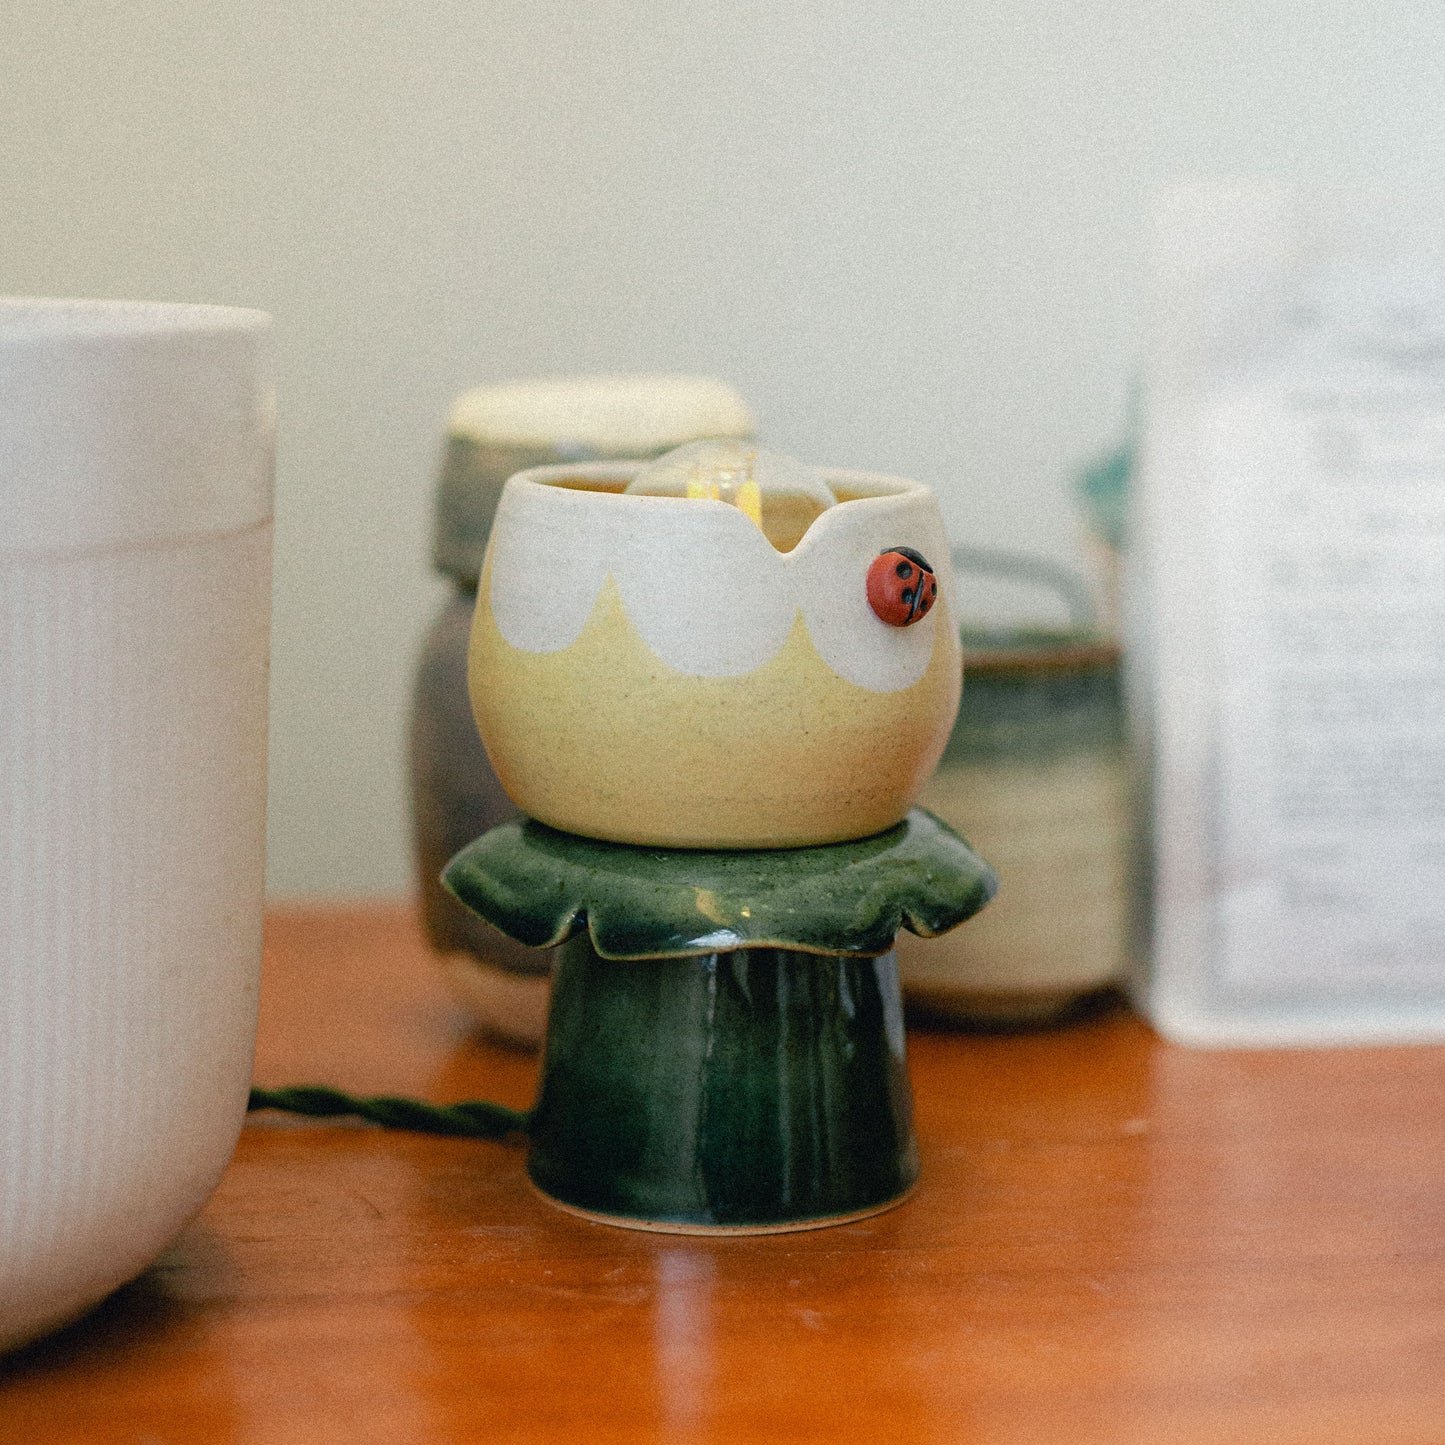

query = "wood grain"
[3,905,1444,1443]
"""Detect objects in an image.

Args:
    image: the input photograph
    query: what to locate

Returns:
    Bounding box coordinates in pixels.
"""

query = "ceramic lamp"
[448,445,995,1232]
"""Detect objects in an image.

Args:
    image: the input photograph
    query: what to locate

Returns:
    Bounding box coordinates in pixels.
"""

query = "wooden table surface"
[3,904,1444,1444]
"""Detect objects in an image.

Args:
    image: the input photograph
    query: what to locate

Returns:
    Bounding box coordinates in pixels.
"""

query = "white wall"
[4,0,1444,897]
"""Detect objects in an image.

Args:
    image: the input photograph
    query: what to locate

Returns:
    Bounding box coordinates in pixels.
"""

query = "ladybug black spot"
[892,546,934,574]
[895,560,913,579]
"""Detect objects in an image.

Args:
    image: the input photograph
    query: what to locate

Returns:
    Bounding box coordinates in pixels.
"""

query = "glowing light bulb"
[687,462,762,524]
[626,440,836,549]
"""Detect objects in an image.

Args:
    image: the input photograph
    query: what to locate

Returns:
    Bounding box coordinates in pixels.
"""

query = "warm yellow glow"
[626,440,834,542]
[685,473,763,525]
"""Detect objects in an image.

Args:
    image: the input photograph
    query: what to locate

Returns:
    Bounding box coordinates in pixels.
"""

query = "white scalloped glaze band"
[486,465,952,693]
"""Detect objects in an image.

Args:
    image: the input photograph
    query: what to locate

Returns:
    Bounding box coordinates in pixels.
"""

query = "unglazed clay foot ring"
[868,546,938,626]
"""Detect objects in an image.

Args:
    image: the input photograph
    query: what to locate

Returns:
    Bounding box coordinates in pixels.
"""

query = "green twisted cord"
[248,1085,531,1140]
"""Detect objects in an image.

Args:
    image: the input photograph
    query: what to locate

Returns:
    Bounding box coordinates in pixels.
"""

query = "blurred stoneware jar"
[411,375,754,1046]
[896,553,1128,1024]
[0,299,274,1350]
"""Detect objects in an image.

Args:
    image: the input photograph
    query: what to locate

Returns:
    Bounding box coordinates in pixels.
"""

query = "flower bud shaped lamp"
[445,443,996,1232]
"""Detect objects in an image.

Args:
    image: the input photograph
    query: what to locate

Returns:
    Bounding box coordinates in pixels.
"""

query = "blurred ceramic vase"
[469,456,960,849]
[0,300,273,1351]
[895,624,1129,1023]
[410,376,754,1046]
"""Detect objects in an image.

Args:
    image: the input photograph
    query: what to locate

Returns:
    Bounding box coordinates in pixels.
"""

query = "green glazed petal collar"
[442,809,997,961]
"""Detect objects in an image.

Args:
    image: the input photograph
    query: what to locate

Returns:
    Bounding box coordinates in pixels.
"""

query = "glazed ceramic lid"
[433,374,755,583]
[0,299,274,553]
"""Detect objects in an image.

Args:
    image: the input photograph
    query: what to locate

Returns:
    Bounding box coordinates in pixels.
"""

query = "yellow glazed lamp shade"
[468,460,961,849]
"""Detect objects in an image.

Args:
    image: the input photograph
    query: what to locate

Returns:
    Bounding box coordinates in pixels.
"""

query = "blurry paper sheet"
[1134,183,1445,1043]
[1211,388,1445,991]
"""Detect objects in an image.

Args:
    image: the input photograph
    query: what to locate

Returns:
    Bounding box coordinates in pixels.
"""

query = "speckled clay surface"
[468,463,962,849]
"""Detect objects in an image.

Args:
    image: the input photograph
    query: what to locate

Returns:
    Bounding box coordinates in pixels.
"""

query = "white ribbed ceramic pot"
[0,300,274,1351]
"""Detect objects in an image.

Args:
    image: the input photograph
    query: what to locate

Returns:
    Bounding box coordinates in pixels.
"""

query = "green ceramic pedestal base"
[529,936,917,1233]
[443,810,997,1234]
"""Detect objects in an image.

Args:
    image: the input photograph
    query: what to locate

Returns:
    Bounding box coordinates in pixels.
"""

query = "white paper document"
[1134,184,1445,1043]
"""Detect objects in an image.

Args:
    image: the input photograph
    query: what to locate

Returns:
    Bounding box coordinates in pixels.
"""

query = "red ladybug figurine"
[867,546,938,626]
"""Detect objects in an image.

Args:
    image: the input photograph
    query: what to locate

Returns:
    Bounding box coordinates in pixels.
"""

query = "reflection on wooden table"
[2,905,1443,1444]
